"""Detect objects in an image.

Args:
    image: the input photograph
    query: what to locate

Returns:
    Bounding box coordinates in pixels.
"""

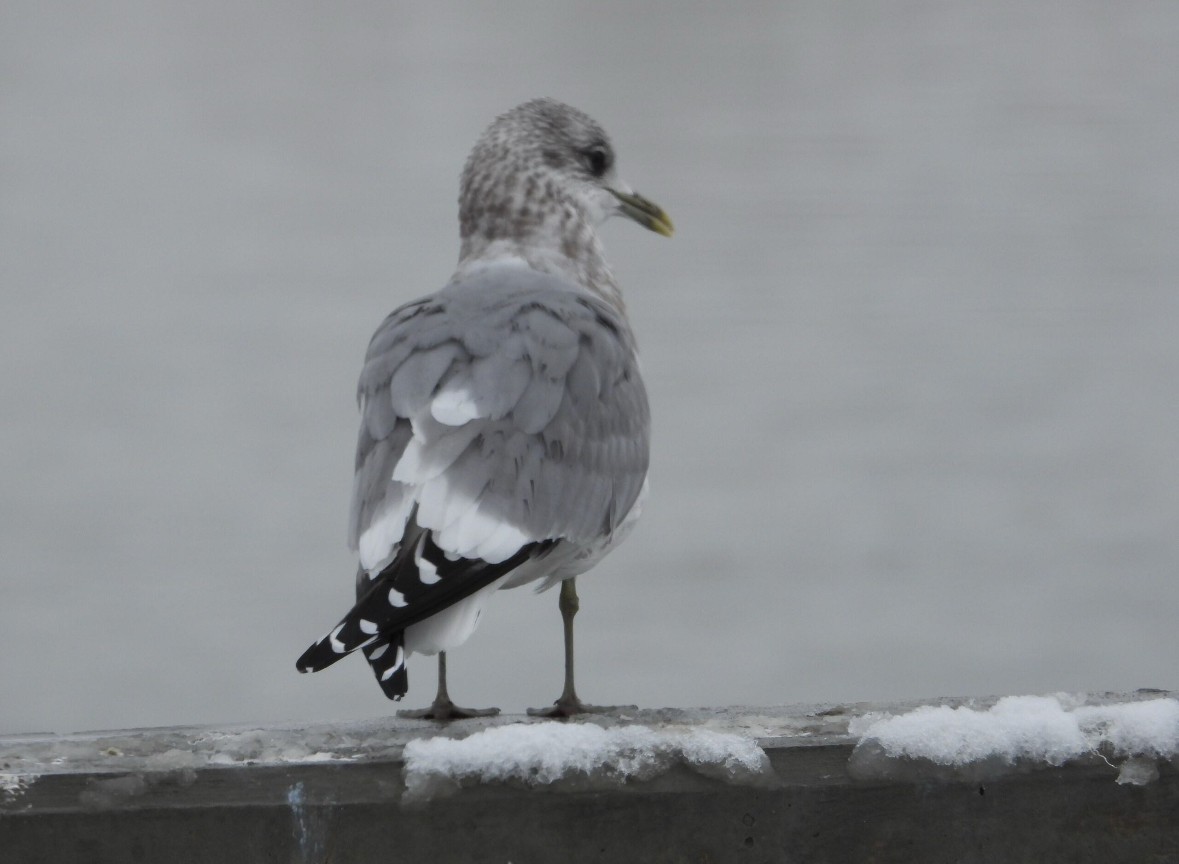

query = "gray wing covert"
[346,274,650,576]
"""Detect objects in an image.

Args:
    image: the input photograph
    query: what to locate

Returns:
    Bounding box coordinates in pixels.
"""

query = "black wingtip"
[296,537,559,694]
[364,635,409,700]
[296,637,346,674]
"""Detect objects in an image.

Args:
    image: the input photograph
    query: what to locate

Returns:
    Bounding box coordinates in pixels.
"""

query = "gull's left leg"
[397,652,500,721]
[527,577,629,717]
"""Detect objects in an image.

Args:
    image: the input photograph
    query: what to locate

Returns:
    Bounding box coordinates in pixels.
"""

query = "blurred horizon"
[2,1,1177,734]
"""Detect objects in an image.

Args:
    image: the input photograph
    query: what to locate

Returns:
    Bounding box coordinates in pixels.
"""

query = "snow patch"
[1074,699,1179,758]
[1,773,36,801]
[850,695,1179,783]
[402,722,773,802]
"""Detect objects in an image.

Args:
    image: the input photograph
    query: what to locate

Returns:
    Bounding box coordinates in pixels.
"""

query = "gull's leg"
[528,577,628,717]
[397,652,500,721]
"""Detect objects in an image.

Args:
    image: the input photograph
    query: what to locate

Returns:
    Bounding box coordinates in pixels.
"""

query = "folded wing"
[297,264,650,697]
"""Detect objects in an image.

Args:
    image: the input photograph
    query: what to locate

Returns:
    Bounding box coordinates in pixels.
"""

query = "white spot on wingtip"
[329,624,346,653]
[380,646,406,682]
[359,619,378,635]
[417,557,440,585]
[388,588,407,607]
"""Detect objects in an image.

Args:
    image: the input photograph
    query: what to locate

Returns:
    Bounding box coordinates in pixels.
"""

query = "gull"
[296,98,672,719]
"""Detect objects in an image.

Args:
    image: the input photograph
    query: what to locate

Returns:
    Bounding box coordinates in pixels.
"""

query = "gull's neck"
[456,194,625,313]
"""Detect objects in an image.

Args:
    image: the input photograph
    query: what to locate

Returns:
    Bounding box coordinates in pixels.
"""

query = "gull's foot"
[398,699,500,721]
[526,698,636,718]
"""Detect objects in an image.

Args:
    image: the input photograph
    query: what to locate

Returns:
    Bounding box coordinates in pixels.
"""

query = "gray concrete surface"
[2,695,1177,863]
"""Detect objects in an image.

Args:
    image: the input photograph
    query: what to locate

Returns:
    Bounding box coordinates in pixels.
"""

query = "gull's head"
[458,98,673,264]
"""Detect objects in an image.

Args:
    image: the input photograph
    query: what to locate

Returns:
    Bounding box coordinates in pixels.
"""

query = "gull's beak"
[610,189,675,238]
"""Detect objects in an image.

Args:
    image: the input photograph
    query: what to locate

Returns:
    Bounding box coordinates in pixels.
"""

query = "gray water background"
[3,2,1177,733]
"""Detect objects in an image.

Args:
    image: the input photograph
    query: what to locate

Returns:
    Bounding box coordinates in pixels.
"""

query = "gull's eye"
[583,145,610,178]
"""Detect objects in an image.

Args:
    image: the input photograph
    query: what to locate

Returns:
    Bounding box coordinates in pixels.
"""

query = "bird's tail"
[295,532,557,682]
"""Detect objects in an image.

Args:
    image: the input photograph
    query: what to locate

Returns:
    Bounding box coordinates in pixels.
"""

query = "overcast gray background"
[3,2,1177,734]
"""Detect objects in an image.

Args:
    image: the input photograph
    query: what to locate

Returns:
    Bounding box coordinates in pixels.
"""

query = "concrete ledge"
[2,693,1177,863]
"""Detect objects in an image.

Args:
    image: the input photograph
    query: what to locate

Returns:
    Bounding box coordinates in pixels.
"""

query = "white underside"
[399,478,648,658]
[403,574,510,656]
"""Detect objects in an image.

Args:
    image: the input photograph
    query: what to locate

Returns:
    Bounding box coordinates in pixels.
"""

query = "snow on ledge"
[402,722,774,803]
[849,695,1179,785]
